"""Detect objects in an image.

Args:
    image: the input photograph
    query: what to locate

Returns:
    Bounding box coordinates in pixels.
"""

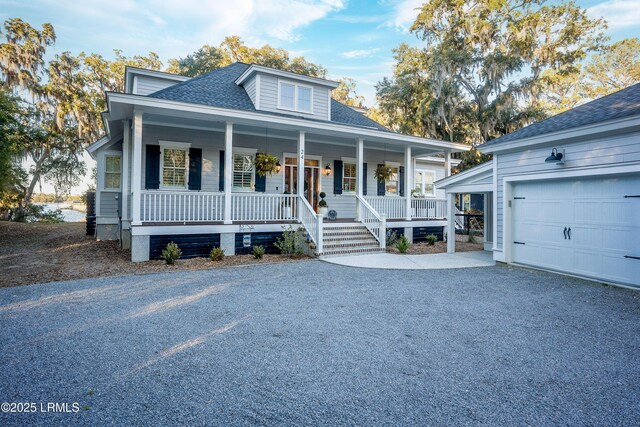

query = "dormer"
[124,67,191,96]
[235,64,340,121]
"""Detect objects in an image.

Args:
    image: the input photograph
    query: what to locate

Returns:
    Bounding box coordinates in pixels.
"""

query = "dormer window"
[278,80,313,114]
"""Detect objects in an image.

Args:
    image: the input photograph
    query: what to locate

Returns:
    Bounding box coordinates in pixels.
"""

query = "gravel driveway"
[0,261,638,426]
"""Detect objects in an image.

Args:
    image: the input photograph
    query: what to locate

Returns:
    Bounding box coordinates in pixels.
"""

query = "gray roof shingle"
[149,62,389,131]
[483,82,640,146]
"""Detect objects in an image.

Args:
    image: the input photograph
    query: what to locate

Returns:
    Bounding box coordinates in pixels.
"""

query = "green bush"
[162,242,181,264]
[275,225,305,257]
[21,204,65,223]
[396,234,410,254]
[210,246,225,261]
[426,234,438,245]
[386,229,398,247]
[252,245,265,259]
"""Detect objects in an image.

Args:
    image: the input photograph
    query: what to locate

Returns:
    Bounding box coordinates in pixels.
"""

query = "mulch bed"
[386,235,484,255]
[0,222,307,288]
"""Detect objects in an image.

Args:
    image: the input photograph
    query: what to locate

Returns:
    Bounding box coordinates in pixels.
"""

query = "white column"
[447,192,456,253]
[356,138,364,220]
[483,193,489,247]
[131,111,143,226]
[224,122,233,224]
[404,145,412,221]
[297,131,305,199]
[444,151,452,177]
[121,119,130,222]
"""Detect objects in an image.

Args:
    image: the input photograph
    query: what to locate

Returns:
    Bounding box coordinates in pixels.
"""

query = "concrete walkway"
[321,250,495,269]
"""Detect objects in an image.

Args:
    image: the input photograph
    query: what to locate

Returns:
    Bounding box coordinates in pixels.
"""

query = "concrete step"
[320,247,386,257]
[323,241,380,250]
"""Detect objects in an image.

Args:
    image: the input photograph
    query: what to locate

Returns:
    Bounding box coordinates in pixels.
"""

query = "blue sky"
[2,0,639,106]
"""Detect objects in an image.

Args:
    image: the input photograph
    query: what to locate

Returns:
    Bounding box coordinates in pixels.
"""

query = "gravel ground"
[0,262,639,426]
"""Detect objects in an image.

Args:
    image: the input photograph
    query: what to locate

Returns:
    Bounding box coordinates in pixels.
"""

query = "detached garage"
[474,82,640,288]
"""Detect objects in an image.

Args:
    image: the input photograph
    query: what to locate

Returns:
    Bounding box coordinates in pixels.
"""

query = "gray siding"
[495,130,640,248]
[415,160,447,199]
[258,73,330,121]
[134,75,179,95]
[99,191,120,217]
[244,76,257,105]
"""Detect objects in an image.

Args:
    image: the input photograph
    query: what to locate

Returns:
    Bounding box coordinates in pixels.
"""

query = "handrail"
[356,194,386,248]
[298,195,323,254]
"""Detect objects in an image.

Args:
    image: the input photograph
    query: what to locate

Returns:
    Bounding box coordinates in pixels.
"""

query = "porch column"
[356,137,364,220]
[447,192,456,253]
[121,119,130,222]
[297,131,305,200]
[224,122,233,224]
[131,111,143,226]
[444,151,452,177]
[404,145,412,221]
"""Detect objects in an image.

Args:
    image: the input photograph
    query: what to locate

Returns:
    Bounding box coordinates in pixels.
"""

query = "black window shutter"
[399,166,405,197]
[333,160,343,195]
[255,170,266,192]
[218,150,225,192]
[188,148,202,190]
[145,145,160,190]
[377,164,385,196]
[362,163,368,196]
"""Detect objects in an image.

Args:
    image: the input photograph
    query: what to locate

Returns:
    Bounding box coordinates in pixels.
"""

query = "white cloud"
[588,0,640,30]
[341,48,380,58]
[381,0,424,32]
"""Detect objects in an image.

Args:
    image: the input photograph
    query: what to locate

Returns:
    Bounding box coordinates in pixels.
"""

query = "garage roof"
[482,82,640,147]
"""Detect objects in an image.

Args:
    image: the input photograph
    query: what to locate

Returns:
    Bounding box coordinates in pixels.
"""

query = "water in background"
[39,203,85,222]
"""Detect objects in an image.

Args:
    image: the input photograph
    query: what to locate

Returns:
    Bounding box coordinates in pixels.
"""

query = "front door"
[284,157,321,209]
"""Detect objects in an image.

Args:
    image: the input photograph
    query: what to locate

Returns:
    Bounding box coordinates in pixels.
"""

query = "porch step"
[318,222,383,257]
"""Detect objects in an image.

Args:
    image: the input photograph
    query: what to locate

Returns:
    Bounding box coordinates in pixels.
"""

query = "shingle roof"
[149,62,389,131]
[483,82,640,146]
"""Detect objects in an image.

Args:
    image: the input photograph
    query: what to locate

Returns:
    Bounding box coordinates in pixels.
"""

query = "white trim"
[131,110,143,225]
[327,89,332,121]
[158,141,191,191]
[341,158,357,194]
[86,136,111,158]
[415,156,462,166]
[479,115,640,154]
[121,120,130,221]
[413,168,437,197]
[100,150,123,191]
[125,66,190,94]
[106,92,470,152]
[132,76,138,96]
[96,217,120,225]
[492,156,498,253]
[282,151,323,195]
[235,64,339,88]
[435,162,493,188]
[277,79,314,115]
[231,147,258,192]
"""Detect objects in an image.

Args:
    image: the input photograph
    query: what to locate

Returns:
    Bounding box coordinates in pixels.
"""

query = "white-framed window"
[233,148,257,191]
[385,162,400,195]
[160,141,190,189]
[342,157,356,193]
[278,80,313,114]
[414,169,436,197]
[104,154,121,189]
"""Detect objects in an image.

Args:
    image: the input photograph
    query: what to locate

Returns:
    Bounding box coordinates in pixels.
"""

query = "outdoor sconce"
[275,161,281,173]
[545,148,564,165]
[324,164,332,176]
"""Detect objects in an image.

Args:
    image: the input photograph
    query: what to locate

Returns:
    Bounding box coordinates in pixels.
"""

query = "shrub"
[319,192,326,199]
[275,225,305,257]
[210,246,225,261]
[21,204,65,223]
[396,234,410,254]
[162,242,181,264]
[426,234,438,245]
[386,229,398,247]
[318,192,327,208]
[252,245,265,259]
[467,233,477,244]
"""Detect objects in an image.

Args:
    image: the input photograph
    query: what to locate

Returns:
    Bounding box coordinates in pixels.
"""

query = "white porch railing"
[231,193,298,222]
[298,196,323,253]
[356,195,386,248]
[363,196,405,219]
[411,198,447,219]
[140,191,224,222]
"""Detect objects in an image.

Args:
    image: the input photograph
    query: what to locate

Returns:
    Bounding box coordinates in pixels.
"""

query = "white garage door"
[511,174,640,287]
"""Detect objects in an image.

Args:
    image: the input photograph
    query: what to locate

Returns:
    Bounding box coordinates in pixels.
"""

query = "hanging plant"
[374,164,394,182]
[254,153,280,176]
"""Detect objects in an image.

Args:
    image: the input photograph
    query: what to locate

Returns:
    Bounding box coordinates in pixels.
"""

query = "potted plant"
[374,164,394,182]
[254,153,280,176]
[318,192,328,217]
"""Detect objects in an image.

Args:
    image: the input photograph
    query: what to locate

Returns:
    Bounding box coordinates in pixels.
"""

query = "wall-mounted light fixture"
[545,148,564,165]
[275,161,281,173]
[324,164,332,176]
